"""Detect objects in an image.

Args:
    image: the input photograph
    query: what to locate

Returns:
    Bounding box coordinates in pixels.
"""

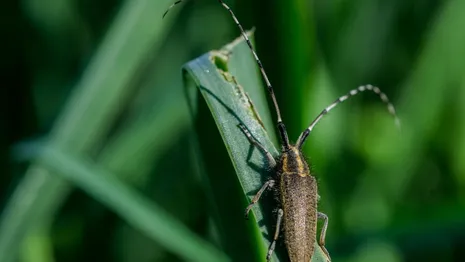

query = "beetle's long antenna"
[162,0,183,19]
[217,0,290,150]
[296,84,400,149]
[163,0,290,149]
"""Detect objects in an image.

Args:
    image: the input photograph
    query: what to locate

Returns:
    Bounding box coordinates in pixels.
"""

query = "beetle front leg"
[238,124,277,168]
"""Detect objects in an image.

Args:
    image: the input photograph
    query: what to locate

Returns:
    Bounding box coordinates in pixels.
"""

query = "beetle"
[164,1,400,261]
[238,82,398,261]
[218,1,399,261]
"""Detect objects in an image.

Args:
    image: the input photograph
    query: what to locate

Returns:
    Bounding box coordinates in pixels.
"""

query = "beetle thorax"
[279,146,310,177]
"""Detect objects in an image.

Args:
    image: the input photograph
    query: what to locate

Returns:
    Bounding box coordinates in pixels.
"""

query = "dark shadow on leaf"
[197,85,285,255]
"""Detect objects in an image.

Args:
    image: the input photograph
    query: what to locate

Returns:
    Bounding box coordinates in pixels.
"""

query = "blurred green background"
[1,0,464,261]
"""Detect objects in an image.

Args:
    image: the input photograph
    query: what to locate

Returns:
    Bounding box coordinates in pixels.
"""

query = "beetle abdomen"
[280,173,318,261]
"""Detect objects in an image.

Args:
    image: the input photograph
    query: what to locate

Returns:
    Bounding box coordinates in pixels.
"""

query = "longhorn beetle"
[165,1,400,261]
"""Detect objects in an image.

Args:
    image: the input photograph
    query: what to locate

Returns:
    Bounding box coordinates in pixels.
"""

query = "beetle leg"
[244,180,275,219]
[238,124,277,168]
[318,212,331,261]
[266,208,284,261]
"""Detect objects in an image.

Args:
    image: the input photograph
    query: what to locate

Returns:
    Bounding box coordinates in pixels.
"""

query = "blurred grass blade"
[19,143,229,262]
[0,0,178,261]
[344,0,465,235]
[453,77,465,184]
[361,0,465,196]
[183,32,330,262]
[275,0,317,137]
[98,91,190,183]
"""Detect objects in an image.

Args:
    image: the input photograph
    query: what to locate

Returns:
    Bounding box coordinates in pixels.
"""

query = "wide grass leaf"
[0,0,180,261]
[18,143,229,262]
[183,32,330,262]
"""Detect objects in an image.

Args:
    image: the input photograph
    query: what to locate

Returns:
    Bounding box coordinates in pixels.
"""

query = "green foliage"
[1,0,465,262]
[17,142,228,262]
[1,0,195,261]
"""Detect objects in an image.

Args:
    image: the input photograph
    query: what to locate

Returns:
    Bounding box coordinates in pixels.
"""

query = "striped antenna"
[163,0,290,148]
[217,0,290,149]
[296,84,401,149]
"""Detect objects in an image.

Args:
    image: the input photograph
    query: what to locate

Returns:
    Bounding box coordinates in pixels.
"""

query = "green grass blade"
[98,91,190,183]
[344,0,465,238]
[19,143,229,262]
[0,0,177,261]
[183,32,330,262]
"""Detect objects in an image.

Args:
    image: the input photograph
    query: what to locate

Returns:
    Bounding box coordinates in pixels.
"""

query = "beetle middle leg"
[266,208,284,261]
[244,179,275,219]
[318,212,331,261]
